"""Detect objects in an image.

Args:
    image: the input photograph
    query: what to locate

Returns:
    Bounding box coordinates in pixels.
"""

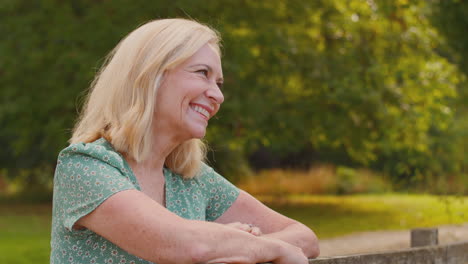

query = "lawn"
[262,194,468,239]
[0,204,51,264]
[0,194,467,264]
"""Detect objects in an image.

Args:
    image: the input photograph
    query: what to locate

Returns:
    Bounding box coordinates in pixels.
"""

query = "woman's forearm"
[186,220,307,264]
[262,222,320,258]
[79,190,306,264]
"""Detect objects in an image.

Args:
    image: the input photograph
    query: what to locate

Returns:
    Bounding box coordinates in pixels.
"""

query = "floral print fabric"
[50,138,239,264]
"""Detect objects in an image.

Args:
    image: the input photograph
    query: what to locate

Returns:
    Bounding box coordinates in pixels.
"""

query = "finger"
[250,226,262,236]
[239,223,252,232]
[225,222,250,232]
[225,222,242,228]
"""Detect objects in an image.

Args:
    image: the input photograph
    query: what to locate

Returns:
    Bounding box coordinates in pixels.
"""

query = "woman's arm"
[261,222,319,258]
[215,190,320,258]
[76,189,308,264]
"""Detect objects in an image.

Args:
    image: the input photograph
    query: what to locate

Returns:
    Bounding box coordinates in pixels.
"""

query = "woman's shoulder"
[195,162,240,221]
[194,162,233,187]
[57,138,127,170]
[195,162,217,180]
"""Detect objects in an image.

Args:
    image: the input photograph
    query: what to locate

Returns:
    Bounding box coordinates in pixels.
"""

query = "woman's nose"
[206,83,224,104]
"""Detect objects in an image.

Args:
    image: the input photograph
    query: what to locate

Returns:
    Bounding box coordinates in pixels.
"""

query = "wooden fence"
[309,228,468,264]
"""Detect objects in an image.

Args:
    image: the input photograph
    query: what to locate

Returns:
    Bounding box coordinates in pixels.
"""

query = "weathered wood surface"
[309,241,468,264]
[213,229,468,264]
[212,241,468,264]
[411,228,439,247]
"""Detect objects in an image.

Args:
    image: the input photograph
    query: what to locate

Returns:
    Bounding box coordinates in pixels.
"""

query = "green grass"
[0,194,467,263]
[262,194,468,239]
[0,203,52,264]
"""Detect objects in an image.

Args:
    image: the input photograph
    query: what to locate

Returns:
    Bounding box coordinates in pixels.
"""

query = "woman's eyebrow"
[190,63,211,70]
[191,63,224,82]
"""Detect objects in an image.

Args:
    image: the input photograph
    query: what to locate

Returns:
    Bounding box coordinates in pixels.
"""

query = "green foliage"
[0,0,467,189]
[239,166,392,196]
[430,0,468,77]
[427,0,468,188]
[335,166,389,194]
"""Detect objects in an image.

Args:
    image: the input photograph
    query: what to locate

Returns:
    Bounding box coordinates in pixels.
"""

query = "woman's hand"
[267,237,309,264]
[215,190,320,258]
[225,222,262,236]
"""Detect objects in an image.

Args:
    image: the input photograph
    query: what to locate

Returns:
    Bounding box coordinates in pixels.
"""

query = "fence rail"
[214,228,467,264]
[309,228,468,264]
[310,241,468,264]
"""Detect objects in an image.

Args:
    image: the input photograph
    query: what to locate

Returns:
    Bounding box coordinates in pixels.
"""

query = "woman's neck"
[133,128,183,170]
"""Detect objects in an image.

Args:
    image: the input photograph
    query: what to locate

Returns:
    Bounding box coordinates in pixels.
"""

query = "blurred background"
[1,0,467,263]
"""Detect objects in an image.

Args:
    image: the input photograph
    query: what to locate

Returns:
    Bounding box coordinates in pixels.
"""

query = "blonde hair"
[71,18,221,178]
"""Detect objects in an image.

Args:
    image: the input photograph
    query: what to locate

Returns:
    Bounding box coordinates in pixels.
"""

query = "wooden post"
[411,228,438,247]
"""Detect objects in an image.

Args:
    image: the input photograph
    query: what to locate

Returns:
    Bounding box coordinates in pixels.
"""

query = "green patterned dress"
[50,138,239,264]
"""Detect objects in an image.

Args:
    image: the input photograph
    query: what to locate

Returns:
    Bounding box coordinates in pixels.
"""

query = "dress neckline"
[98,137,170,208]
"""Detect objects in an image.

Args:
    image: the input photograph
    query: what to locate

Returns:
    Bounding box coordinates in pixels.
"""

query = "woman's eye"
[196,69,209,77]
[216,82,223,89]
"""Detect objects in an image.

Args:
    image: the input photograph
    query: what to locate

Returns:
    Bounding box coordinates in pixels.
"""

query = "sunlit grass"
[261,194,468,238]
[0,194,467,263]
[0,204,51,264]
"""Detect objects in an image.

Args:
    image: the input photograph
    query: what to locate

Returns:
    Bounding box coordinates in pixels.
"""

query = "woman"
[50,18,319,264]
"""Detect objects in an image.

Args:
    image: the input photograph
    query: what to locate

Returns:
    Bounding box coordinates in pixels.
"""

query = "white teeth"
[192,105,209,118]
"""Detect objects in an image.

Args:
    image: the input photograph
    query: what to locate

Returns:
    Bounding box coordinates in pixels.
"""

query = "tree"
[0,0,466,191]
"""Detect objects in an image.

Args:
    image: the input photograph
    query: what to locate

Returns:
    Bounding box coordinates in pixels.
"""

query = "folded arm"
[76,189,308,264]
[215,190,320,258]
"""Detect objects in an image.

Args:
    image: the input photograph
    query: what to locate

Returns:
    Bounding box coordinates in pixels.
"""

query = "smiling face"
[153,43,224,142]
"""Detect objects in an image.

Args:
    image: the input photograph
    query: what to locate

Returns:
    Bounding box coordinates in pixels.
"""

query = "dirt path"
[319,223,468,257]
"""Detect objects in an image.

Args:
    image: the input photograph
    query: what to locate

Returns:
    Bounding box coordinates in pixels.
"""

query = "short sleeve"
[198,163,240,221]
[53,142,137,232]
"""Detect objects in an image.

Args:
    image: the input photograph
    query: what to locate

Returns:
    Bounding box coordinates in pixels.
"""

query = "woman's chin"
[183,120,208,139]
[188,127,206,139]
